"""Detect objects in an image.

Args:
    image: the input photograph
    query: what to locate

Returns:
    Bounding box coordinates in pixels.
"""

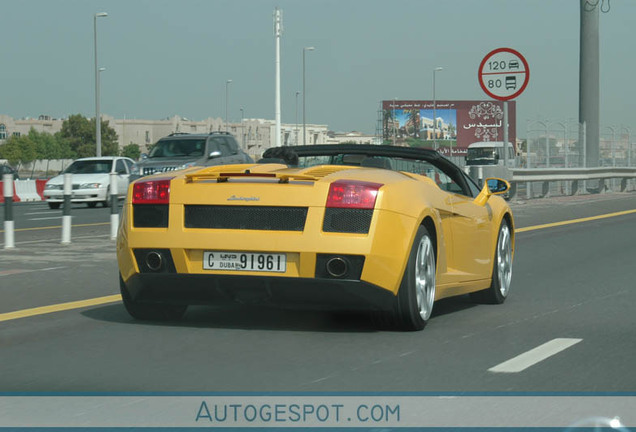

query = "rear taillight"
[326,180,382,209]
[132,179,171,204]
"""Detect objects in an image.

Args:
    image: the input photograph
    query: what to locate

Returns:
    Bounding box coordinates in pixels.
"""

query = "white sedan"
[43,157,135,209]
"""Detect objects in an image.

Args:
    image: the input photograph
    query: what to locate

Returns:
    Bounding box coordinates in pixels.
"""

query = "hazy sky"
[1,0,634,137]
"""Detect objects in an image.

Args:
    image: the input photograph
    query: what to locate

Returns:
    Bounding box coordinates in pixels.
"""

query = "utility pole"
[579,0,610,167]
[302,46,315,145]
[274,7,283,147]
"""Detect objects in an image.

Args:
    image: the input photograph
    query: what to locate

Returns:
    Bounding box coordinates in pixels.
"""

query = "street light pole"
[605,125,616,167]
[94,12,107,157]
[620,126,631,167]
[225,79,232,132]
[555,121,568,168]
[295,91,300,145]
[240,107,244,149]
[303,46,315,145]
[432,67,443,151]
[392,97,397,146]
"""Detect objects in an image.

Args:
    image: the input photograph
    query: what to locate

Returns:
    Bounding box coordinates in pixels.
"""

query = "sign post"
[478,48,530,168]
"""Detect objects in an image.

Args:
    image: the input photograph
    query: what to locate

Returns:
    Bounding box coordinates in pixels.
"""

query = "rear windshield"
[149,139,206,158]
[64,160,112,174]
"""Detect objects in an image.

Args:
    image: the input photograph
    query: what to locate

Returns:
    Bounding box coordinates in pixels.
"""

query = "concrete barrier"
[35,179,47,199]
[0,179,47,203]
[14,180,42,202]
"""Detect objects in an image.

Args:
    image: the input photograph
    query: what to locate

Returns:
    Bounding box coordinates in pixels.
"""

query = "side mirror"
[208,151,222,159]
[486,178,509,194]
[474,177,510,206]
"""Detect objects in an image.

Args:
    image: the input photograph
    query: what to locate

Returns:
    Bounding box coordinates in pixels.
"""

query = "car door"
[431,163,493,283]
[114,159,130,197]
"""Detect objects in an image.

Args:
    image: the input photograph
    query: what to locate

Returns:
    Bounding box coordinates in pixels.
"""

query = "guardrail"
[509,167,636,198]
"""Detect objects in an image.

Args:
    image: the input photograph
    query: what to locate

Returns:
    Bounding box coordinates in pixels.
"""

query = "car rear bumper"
[123,272,396,312]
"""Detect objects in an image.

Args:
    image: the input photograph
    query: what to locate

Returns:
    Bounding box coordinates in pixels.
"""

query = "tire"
[385,225,437,331]
[470,220,513,304]
[119,274,187,321]
[48,202,61,210]
[87,202,97,208]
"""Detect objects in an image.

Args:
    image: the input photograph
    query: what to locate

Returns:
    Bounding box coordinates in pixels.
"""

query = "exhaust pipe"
[145,251,163,272]
[326,257,348,278]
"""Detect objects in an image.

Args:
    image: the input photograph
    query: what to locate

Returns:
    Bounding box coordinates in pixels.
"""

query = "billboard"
[381,100,516,156]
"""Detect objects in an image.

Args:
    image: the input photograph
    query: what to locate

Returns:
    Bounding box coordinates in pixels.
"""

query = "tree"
[120,143,141,160]
[56,114,119,158]
[383,109,393,140]
[0,136,23,166]
[28,128,62,160]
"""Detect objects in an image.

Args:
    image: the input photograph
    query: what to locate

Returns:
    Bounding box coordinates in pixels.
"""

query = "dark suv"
[131,132,253,178]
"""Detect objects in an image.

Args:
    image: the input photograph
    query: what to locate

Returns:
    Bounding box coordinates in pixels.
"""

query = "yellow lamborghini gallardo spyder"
[117,144,514,331]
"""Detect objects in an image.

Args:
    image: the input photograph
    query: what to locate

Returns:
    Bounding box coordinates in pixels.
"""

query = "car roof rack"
[208,131,232,135]
[167,132,190,136]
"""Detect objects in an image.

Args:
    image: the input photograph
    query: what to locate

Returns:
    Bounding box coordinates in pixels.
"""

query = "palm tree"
[407,109,420,138]
[383,109,394,140]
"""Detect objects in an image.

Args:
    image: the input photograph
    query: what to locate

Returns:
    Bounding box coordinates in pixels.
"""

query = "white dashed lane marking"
[488,338,583,373]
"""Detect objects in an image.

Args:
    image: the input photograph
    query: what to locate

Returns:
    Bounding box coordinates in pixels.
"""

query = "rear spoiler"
[185,167,319,184]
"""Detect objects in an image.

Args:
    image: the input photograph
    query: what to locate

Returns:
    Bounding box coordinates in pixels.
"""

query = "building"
[0,114,330,159]
[0,115,64,140]
[325,131,382,145]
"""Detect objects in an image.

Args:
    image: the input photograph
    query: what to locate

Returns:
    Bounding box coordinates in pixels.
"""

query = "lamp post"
[94,12,107,157]
[605,125,616,167]
[538,120,550,167]
[225,79,232,132]
[392,98,398,146]
[432,67,443,151]
[554,121,568,167]
[620,126,631,167]
[97,66,105,149]
[295,91,300,145]
[240,107,244,149]
[303,46,315,145]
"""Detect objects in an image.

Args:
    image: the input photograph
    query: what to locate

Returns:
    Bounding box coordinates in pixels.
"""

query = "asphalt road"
[1,193,635,392]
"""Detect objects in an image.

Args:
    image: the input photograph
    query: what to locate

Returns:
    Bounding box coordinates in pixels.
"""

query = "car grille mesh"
[185,205,308,231]
[323,208,373,234]
[134,204,169,228]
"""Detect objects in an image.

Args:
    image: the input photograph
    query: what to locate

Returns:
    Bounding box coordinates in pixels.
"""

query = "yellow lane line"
[516,209,636,233]
[0,222,109,233]
[2,208,636,324]
[0,294,121,323]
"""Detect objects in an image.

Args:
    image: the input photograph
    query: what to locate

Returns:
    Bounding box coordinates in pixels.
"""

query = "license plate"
[203,251,286,273]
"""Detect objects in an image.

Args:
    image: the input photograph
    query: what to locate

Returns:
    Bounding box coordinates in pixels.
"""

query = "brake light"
[326,180,382,209]
[132,179,171,204]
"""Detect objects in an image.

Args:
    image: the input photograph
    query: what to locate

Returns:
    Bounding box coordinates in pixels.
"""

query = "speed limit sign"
[478,47,529,101]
